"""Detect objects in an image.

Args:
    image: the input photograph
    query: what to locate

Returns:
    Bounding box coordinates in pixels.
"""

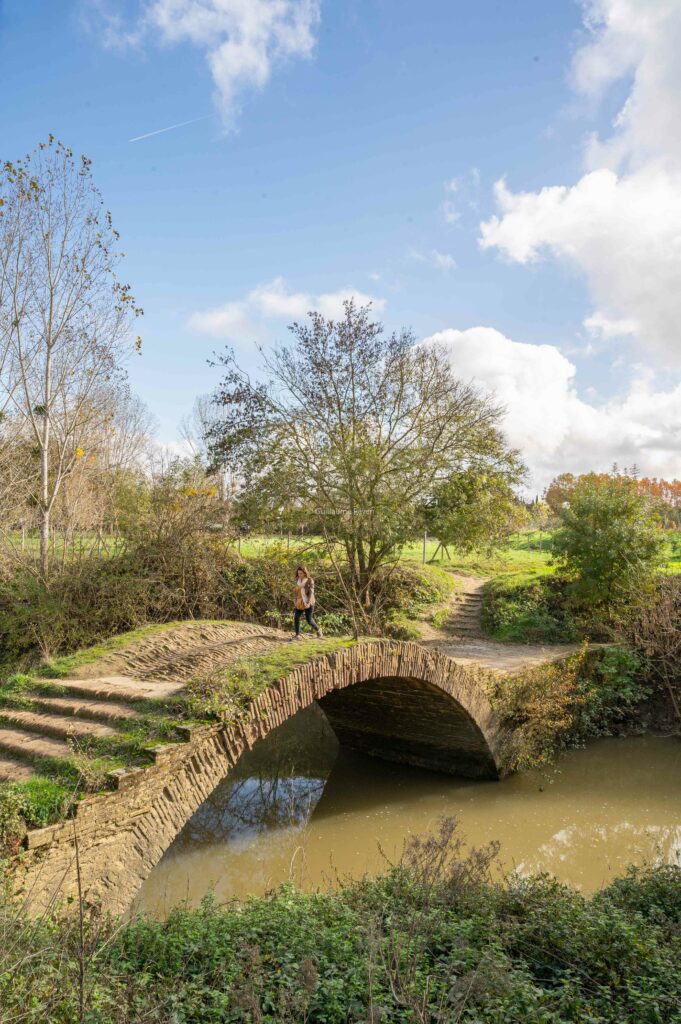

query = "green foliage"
[380,563,457,639]
[553,474,665,614]
[382,561,456,611]
[600,863,681,929]
[0,777,72,853]
[580,645,649,731]
[424,462,527,553]
[2,838,680,1023]
[207,301,522,615]
[482,574,579,643]
[492,645,651,771]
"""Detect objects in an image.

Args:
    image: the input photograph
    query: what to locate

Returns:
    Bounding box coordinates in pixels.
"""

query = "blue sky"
[1,0,680,488]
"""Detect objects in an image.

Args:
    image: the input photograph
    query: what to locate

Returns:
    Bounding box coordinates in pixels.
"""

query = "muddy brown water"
[136,705,681,918]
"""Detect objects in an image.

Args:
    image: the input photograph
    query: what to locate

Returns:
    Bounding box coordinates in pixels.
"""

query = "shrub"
[492,645,650,771]
[0,545,329,669]
[553,473,665,617]
[623,574,681,726]
[578,644,649,734]
[482,574,579,643]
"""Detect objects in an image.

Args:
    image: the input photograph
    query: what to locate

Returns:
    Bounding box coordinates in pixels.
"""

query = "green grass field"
[203,528,681,578]
[229,526,680,576]
[6,527,680,577]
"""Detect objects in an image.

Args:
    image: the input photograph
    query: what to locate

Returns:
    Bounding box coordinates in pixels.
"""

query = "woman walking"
[292,566,323,640]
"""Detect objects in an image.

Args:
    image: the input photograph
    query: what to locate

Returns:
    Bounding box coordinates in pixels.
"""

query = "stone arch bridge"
[12,623,572,916]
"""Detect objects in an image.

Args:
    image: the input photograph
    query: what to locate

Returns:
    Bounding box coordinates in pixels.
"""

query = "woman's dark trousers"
[294,607,319,635]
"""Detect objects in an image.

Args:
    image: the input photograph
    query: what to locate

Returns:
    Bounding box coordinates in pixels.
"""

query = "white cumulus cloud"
[423,326,681,489]
[188,277,385,342]
[479,0,681,367]
[574,0,681,170]
[92,0,321,128]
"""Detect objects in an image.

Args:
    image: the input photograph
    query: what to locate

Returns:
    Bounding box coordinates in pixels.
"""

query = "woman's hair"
[296,565,310,578]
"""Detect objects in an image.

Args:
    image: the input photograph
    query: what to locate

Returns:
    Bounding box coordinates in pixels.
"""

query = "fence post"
[423,530,427,564]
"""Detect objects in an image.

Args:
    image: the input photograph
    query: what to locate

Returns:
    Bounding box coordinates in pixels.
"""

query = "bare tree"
[50,385,154,552]
[179,393,235,503]
[0,138,142,579]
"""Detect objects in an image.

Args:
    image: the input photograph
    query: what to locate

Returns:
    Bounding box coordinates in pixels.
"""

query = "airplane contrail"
[128,114,213,143]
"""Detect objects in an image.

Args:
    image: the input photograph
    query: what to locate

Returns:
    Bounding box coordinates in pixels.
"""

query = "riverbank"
[2,822,680,1023]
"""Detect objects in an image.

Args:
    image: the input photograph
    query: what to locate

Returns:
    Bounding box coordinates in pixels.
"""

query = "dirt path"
[417,573,487,642]
[415,573,579,672]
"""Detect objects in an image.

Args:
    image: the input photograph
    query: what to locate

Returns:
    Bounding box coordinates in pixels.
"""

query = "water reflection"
[137,705,681,918]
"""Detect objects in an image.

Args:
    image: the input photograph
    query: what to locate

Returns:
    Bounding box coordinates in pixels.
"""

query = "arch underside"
[319,675,498,779]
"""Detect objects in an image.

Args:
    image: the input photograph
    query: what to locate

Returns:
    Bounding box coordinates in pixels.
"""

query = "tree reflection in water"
[174,704,339,849]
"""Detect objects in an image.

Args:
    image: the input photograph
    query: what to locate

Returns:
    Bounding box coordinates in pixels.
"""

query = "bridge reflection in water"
[136,706,681,917]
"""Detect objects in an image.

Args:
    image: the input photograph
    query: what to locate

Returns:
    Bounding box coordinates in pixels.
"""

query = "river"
[136,705,681,917]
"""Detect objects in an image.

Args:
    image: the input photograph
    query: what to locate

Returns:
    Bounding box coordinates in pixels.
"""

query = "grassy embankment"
[455,531,681,644]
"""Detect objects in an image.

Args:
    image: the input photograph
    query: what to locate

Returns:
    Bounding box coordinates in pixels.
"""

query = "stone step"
[0,727,72,762]
[0,754,36,782]
[32,695,140,723]
[1,709,117,741]
[40,675,184,702]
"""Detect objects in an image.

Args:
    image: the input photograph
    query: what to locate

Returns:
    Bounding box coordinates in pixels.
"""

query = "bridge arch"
[19,640,506,916]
